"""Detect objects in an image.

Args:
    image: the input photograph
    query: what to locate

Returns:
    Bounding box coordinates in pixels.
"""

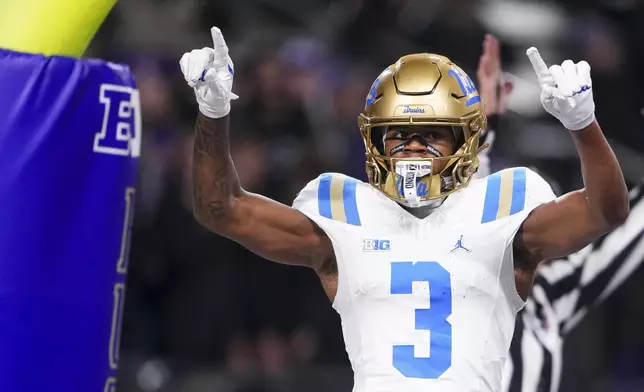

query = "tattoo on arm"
[192,113,241,225]
[194,113,228,156]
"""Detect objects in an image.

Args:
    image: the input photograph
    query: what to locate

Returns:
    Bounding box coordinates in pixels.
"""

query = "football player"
[180,27,628,392]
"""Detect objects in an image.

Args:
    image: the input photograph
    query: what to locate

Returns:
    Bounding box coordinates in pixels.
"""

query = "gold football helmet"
[358,53,487,207]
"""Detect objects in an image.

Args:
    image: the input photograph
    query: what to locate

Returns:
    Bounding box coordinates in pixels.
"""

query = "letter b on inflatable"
[0,49,140,391]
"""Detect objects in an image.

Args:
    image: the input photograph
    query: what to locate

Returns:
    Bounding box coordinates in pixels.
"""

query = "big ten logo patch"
[363,239,391,252]
[94,84,141,157]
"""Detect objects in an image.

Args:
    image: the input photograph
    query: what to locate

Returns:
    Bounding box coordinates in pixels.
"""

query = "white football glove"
[527,47,595,131]
[179,27,239,119]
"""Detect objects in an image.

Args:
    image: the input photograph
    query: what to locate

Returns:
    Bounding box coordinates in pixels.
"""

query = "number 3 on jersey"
[390,261,452,379]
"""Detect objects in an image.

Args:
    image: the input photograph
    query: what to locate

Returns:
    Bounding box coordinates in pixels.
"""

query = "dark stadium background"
[87,0,644,390]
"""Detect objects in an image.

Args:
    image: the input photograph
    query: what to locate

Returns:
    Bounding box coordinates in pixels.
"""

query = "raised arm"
[181,27,333,272]
[514,49,629,273]
[474,34,514,179]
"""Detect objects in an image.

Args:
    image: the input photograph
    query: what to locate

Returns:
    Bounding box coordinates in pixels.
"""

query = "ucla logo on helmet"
[448,68,481,107]
[365,78,380,106]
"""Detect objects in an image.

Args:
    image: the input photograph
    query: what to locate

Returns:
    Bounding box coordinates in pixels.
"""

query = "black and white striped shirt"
[502,183,644,392]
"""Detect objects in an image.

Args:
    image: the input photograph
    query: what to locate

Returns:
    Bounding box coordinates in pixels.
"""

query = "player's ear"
[502,80,513,95]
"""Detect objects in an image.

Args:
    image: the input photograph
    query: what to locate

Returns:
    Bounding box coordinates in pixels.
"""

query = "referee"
[503,184,644,392]
[476,34,644,392]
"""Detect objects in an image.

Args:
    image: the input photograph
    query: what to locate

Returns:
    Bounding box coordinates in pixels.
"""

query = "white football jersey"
[292,168,556,392]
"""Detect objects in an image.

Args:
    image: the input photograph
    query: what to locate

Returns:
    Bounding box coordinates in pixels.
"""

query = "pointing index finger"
[526,47,549,77]
[210,26,228,53]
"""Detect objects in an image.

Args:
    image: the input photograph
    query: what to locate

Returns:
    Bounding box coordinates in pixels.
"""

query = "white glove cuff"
[565,112,595,131]
[199,101,231,119]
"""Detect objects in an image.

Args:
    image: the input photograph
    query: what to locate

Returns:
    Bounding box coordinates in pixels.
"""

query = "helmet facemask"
[360,115,485,208]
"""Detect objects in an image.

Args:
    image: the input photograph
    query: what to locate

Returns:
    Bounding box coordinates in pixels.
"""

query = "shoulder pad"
[293,172,362,226]
[481,167,555,224]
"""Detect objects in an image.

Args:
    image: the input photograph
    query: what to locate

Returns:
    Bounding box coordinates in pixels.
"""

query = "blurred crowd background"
[86,0,644,391]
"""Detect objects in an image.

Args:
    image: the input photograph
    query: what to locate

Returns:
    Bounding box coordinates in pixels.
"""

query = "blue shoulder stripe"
[509,168,527,215]
[481,171,502,223]
[318,173,333,220]
[343,177,361,226]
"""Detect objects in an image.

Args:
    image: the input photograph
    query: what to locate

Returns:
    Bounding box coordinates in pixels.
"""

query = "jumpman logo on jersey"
[451,235,471,253]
